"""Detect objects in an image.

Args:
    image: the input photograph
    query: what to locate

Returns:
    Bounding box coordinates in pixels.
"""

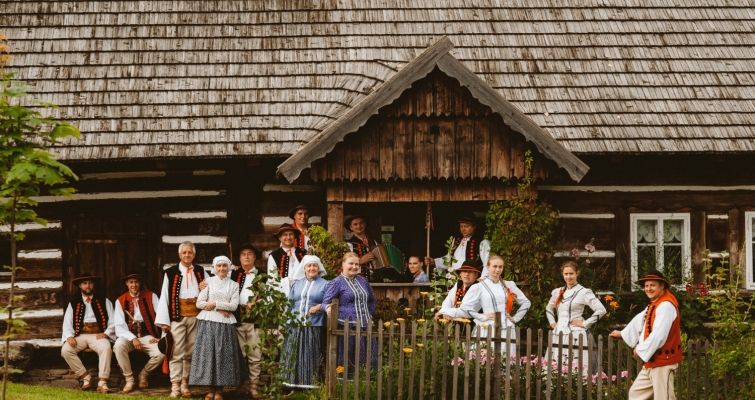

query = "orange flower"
[604,294,615,302]
[336,366,345,374]
[609,301,620,310]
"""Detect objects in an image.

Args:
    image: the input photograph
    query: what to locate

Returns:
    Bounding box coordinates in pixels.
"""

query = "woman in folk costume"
[323,252,377,375]
[267,223,307,296]
[437,259,482,313]
[545,261,606,372]
[438,255,530,356]
[190,256,242,400]
[282,255,329,389]
[610,270,683,400]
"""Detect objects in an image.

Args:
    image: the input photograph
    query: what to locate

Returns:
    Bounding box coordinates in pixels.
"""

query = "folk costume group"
[60,205,683,400]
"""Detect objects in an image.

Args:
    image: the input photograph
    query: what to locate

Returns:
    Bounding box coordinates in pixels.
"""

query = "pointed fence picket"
[324,305,717,400]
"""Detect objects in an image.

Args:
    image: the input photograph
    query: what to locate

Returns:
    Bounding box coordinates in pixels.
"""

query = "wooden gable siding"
[310,69,554,183]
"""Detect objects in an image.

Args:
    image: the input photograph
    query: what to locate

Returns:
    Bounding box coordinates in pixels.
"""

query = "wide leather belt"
[82,322,102,334]
[179,298,199,317]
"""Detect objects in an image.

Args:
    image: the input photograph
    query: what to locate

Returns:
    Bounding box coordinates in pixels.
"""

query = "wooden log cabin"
[1,1,754,343]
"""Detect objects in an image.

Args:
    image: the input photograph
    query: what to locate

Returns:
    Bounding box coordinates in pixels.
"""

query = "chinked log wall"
[0,159,326,340]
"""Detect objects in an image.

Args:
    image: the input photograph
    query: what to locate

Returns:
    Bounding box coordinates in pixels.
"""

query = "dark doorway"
[65,214,157,302]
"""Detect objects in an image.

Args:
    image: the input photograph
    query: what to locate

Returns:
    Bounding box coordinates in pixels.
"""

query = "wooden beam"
[327,202,344,241]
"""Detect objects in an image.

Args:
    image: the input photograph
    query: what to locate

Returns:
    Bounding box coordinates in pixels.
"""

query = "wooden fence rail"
[324,301,729,400]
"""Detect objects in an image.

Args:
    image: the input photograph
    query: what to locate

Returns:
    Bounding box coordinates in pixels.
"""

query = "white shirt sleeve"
[114,300,135,341]
[154,274,171,326]
[479,240,491,277]
[441,287,457,309]
[634,302,677,362]
[508,282,530,323]
[621,308,647,348]
[267,254,277,276]
[104,299,116,340]
[582,289,607,329]
[545,288,559,326]
[441,284,482,320]
[196,284,210,310]
[61,304,74,343]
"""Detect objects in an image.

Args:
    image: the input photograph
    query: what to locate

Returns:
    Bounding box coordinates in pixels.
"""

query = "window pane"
[637,220,657,243]
[638,245,657,276]
[663,245,683,284]
[663,219,683,243]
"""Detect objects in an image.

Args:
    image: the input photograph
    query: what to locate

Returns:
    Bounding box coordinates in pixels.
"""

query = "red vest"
[116,290,159,338]
[643,291,683,368]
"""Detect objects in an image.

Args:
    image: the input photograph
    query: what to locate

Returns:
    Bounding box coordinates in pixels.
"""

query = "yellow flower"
[478,322,490,328]
[402,347,414,353]
[453,318,471,324]
[604,294,615,302]
[420,292,430,297]
[403,307,412,312]
[416,343,425,348]
[383,321,392,328]
[609,301,620,310]
[416,318,426,324]
[396,318,406,322]
[438,318,450,325]
[336,366,345,374]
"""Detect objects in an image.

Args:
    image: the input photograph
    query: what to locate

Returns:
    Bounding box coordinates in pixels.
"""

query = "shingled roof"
[2,1,754,160]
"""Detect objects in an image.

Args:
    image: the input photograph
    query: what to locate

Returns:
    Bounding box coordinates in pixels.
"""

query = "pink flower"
[570,248,581,258]
[451,357,464,366]
[686,283,693,293]
[620,371,629,378]
[584,243,596,253]
[611,375,617,382]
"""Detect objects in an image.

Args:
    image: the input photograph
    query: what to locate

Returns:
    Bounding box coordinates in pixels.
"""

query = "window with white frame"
[630,213,691,287]
[746,212,755,290]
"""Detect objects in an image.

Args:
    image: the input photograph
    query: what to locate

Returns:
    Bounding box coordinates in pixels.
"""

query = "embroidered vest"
[346,236,377,280]
[293,223,308,249]
[165,265,206,322]
[116,290,159,337]
[451,236,482,262]
[454,281,476,307]
[69,296,108,336]
[269,247,306,279]
[643,291,683,368]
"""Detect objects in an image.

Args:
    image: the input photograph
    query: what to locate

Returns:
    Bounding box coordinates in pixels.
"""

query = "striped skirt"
[282,326,324,388]
[189,320,242,387]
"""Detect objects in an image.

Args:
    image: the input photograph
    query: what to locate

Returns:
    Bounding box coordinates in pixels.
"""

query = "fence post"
[493,312,502,398]
[327,299,340,399]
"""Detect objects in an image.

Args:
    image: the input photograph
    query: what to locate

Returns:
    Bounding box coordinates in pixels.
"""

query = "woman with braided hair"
[546,260,606,372]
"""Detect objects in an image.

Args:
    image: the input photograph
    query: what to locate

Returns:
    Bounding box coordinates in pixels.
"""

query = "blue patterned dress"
[322,274,377,373]
[282,276,328,388]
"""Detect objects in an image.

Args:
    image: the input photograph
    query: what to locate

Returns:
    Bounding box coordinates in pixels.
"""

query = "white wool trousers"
[113,336,165,378]
[169,317,197,383]
[628,364,678,400]
[60,334,112,379]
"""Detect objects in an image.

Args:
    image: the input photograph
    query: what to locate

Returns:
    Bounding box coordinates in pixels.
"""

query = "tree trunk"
[2,197,17,400]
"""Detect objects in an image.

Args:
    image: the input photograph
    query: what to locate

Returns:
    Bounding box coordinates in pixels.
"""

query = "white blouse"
[545,284,606,333]
[441,278,530,329]
[196,276,240,324]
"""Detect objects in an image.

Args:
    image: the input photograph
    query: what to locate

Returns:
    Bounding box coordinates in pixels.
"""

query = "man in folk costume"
[436,259,481,315]
[267,223,306,296]
[232,243,263,400]
[289,204,312,251]
[113,272,164,393]
[60,273,115,393]
[425,215,491,277]
[437,255,530,356]
[610,270,683,400]
[155,241,209,398]
[344,215,379,281]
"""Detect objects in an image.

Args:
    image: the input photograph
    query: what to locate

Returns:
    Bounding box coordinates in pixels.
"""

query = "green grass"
[4,382,172,400]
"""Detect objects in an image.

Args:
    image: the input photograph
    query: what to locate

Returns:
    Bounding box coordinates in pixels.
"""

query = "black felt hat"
[288,204,309,219]
[72,273,100,285]
[273,223,300,239]
[343,215,367,231]
[457,259,482,275]
[121,271,143,282]
[456,215,478,225]
[158,332,174,357]
[635,269,671,287]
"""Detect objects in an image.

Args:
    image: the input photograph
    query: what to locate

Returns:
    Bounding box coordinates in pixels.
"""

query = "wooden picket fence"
[323,301,731,400]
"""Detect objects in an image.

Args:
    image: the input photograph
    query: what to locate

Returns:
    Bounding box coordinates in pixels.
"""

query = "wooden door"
[66,214,156,301]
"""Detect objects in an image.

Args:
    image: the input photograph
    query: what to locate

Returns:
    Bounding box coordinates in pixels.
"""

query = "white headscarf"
[211,255,232,276]
[292,255,327,280]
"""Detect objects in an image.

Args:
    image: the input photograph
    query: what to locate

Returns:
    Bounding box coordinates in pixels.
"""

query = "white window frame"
[630,213,691,289]
[745,211,755,290]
